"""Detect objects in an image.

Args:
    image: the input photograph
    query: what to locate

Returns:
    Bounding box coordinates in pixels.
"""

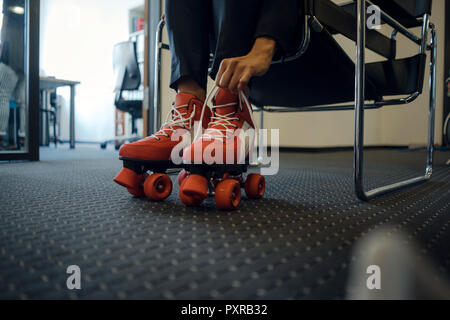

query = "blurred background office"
[0,0,448,159]
[39,0,145,149]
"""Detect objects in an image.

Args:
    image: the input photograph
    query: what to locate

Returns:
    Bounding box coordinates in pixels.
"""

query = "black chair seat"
[249,0,431,108]
[366,54,426,96]
[116,100,142,119]
[250,26,381,108]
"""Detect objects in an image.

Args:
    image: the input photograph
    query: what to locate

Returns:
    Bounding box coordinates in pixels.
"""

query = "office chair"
[249,0,436,201]
[101,41,143,150]
[154,0,437,201]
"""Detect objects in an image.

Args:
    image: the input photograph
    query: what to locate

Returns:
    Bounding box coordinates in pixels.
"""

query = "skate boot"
[179,88,265,210]
[114,93,210,201]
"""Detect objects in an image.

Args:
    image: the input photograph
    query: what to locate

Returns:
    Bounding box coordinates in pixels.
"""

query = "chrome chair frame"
[354,0,436,201]
[152,0,437,201]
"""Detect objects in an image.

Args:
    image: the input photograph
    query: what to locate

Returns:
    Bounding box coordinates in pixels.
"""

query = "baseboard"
[276,146,411,153]
[53,142,442,153]
[57,140,102,145]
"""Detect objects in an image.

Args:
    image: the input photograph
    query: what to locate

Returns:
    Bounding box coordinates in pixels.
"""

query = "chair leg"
[354,0,367,200]
[151,19,166,136]
[353,0,437,201]
[53,111,57,147]
[426,24,437,175]
[131,115,137,135]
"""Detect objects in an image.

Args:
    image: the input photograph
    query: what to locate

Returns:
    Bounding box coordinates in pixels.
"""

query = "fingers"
[217,59,236,90]
[215,60,227,87]
[237,69,253,93]
[228,64,245,94]
[216,58,255,94]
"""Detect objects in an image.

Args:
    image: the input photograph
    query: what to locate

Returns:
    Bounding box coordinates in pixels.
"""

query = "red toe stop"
[114,168,141,189]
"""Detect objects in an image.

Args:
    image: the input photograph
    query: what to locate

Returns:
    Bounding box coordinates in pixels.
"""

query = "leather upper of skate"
[119,93,208,161]
[183,88,256,165]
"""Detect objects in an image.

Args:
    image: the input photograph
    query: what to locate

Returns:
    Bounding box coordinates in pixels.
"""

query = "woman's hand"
[216,37,276,94]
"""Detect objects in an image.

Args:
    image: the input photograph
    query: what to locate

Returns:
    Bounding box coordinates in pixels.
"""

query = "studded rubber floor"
[0,147,449,299]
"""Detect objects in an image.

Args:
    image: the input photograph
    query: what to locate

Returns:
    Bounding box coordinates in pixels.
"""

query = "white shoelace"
[194,86,253,142]
[150,103,196,140]
[203,101,239,140]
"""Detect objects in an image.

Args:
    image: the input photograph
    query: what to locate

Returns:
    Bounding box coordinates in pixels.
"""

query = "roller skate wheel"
[179,174,208,207]
[244,174,265,199]
[144,173,173,201]
[215,179,241,211]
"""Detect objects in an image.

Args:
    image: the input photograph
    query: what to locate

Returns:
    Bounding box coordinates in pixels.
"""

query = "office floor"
[0,145,449,299]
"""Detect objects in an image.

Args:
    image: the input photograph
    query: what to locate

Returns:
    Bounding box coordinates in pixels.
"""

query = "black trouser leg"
[166,0,301,88]
[209,0,264,80]
[166,0,264,89]
[210,0,302,81]
[165,0,213,91]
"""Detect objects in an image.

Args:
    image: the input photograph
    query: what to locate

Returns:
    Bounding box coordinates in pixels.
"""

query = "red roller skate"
[114,93,210,201]
[179,88,265,211]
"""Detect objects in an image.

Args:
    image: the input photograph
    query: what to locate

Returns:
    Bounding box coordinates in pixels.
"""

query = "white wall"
[159,0,446,148]
[378,0,445,147]
[40,0,143,142]
[0,1,3,31]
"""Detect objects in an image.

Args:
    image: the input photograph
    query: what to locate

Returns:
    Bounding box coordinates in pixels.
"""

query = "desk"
[40,77,80,149]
